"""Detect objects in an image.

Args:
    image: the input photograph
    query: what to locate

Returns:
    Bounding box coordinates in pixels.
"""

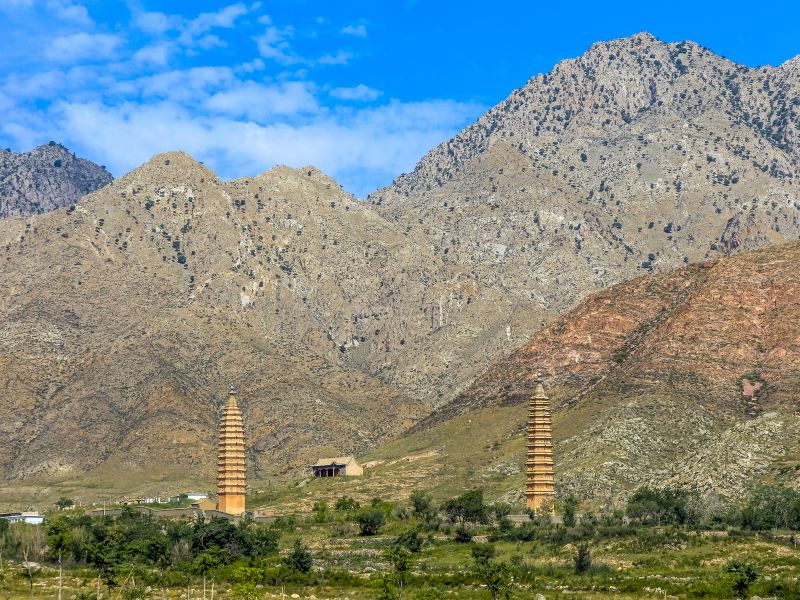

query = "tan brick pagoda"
[525,373,555,512]
[217,386,246,515]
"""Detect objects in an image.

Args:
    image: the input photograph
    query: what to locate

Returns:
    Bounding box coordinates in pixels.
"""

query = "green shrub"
[396,529,424,552]
[727,560,758,598]
[285,539,312,573]
[574,543,591,574]
[335,496,360,512]
[471,543,496,565]
[563,495,579,528]
[454,525,473,543]
[358,507,386,536]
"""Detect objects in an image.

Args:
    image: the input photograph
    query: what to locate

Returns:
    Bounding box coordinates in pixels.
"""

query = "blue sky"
[1,1,799,197]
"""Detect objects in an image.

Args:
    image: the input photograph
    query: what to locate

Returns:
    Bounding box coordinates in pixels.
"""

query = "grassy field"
[1,508,799,600]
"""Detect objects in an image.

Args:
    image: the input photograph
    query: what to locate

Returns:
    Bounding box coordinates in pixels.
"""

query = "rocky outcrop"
[0,143,112,218]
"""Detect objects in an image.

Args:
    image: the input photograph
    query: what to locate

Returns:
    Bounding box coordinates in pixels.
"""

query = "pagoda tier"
[217,387,246,515]
[525,374,555,512]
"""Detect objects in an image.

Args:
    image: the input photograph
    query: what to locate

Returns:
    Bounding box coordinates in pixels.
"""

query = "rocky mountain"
[410,241,800,503]
[0,142,113,218]
[0,150,541,490]
[371,32,800,358]
[2,32,800,497]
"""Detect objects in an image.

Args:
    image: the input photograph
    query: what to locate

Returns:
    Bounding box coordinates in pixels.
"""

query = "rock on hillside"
[0,142,112,218]
[371,32,800,357]
[417,242,800,502]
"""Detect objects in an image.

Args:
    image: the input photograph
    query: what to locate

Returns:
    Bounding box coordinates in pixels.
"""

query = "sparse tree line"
[0,484,798,599]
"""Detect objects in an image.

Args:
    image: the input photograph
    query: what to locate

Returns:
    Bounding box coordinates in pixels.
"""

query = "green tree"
[442,490,488,524]
[574,543,592,574]
[55,497,74,511]
[410,491,433,517]
[247,526,280,558]
[475,561,514,600]
[727,560,758,597]
[496,516,514,535]
[740,486,800,530]
[192,548,224,599]
[192,517,244,559]
[375,573,400,600]
[357,508,385,536]
[492,503,512,519]
[385,546,411,588]
[46,515,72,600]
[229,566,262,600]
[626,486,698,525]
[563,495,579,528]
[120,585,149,600]
[88,540,121,597]
[285,539,312,573]
[396,529,424,553]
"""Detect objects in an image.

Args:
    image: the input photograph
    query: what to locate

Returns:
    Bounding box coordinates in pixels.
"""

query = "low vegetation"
[1,485,799,598]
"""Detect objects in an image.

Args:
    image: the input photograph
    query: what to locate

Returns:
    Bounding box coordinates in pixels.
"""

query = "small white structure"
[0,512,44,525]
[186,492,209,501]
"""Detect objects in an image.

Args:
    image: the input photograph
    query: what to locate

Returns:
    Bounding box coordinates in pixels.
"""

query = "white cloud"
[330,84,381,102]
[136,67,236,102]
[318,50,352,66]
[43,33,123,63]
[132,4,248,50]
[25,96,481,196]
[132,43,173,67]
[46,0,92,25]
[340,24,367,37]
[133,11,180,35]
[254,26,297,64]
[205,81,318,120]
[196,34,226,50]
[185,3,248,37]
[0,3,484,197]
[235,58,265,73]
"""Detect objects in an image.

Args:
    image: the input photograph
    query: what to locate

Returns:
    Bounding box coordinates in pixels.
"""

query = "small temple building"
[525,373,556,512]
[311,455,363,477]
[217,386,247,515]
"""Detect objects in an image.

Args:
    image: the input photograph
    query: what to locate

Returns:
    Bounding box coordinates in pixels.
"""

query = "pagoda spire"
[217,386,246,515]
[525,372,555,513]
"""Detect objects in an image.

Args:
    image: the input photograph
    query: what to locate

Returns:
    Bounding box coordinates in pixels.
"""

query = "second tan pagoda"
[525,373,555,512]
[217,386,247,515]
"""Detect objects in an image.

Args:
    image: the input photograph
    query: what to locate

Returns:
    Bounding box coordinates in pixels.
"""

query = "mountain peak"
[254,164,345,193]
[119,151,219,187]
[0,143,112,218]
